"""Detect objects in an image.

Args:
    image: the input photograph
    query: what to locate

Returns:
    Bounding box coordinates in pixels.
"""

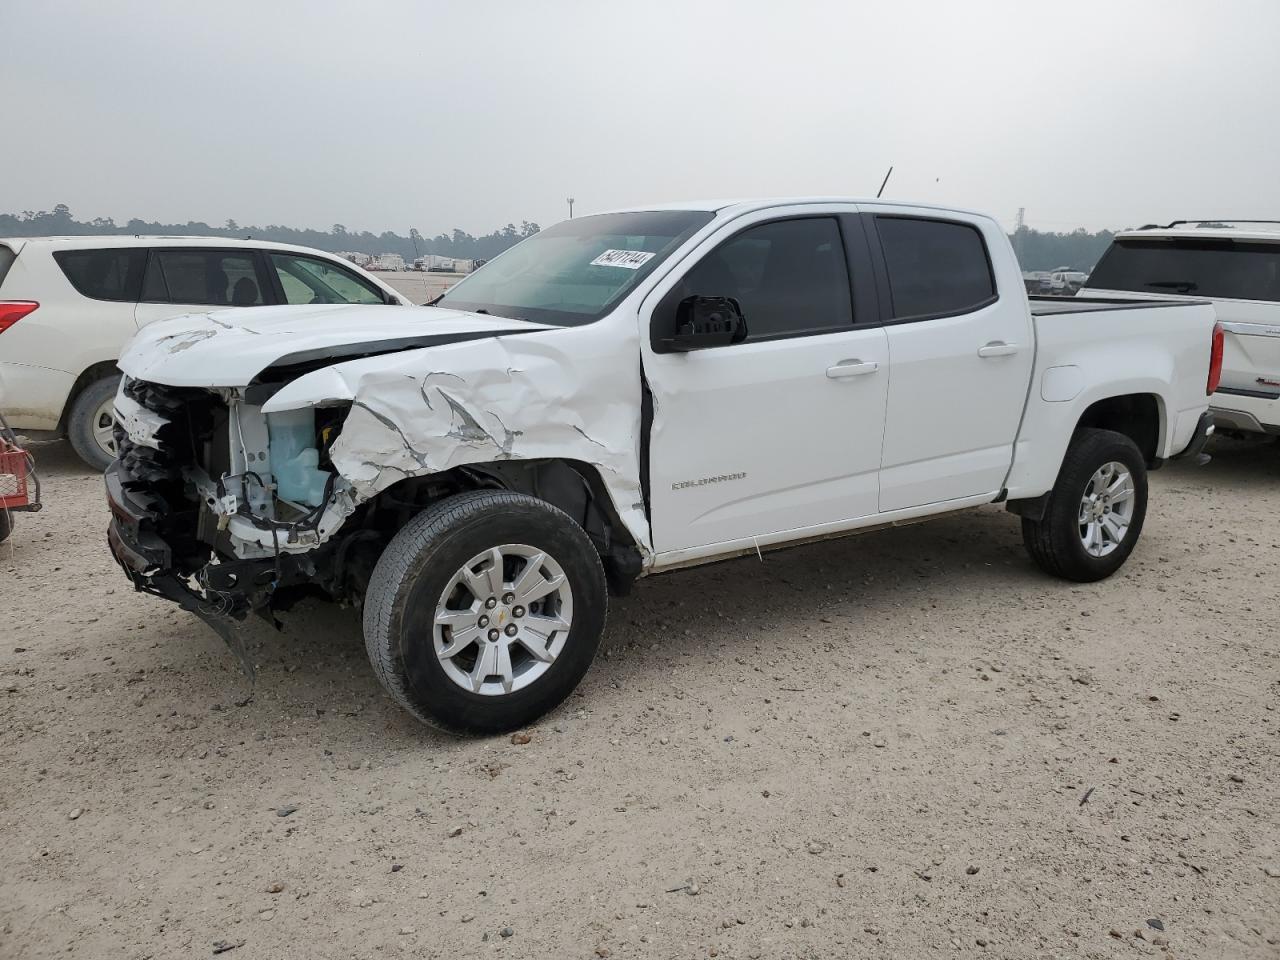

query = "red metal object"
[0,411,40,544]
[0,437,35,510]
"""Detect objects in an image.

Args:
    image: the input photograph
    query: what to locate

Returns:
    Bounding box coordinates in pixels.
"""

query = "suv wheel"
[1022,428,1148,582]
[67,375,121,471]
[363,491,607,734]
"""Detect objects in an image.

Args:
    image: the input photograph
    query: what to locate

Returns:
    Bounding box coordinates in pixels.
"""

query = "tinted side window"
[270,254,385,305]
[141,256,167,301]
[1086,238,1280,302]
[673,217,853,341]
[53,249,145,302]
[876,217,996,320]
[144,251,264,306]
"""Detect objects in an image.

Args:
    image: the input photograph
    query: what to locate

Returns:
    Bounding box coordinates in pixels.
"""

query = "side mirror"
[661,296,748,352]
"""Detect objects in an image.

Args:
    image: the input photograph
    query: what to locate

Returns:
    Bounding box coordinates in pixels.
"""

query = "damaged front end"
[106,377,359,674]
[106,301,652,677]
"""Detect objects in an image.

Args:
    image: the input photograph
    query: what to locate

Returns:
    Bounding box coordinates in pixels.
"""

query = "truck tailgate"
[1218,315,1280,399]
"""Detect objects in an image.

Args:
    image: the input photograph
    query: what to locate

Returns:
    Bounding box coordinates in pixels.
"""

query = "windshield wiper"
[471,307,534,322]
[1146,280,1199,293]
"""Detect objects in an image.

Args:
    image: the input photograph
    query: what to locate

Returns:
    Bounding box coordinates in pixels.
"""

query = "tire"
[363,491,607,734]
[66,374,121,471]
[1022,428,1148,582]
[0,510,11,545]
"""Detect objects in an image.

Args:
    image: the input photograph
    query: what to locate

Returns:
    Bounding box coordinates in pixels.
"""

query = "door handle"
[826,359,879,378]
[977,341,1020,358]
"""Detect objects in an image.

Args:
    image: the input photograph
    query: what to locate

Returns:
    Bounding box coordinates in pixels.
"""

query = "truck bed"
[1029,296,1199,316]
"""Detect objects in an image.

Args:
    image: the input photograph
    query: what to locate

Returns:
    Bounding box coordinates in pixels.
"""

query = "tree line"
[2,204,1117,272]
[0,205,540,262]
[1010,225,1117,273]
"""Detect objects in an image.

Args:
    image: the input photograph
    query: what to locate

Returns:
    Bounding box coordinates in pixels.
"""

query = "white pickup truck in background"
[1083,220,1280,437]
[104,199,1220,733]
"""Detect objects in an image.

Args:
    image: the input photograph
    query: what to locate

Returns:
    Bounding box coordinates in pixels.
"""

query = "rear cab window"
[53,248,146,301]
[1086,237,1280,302]
[874,216,997,320]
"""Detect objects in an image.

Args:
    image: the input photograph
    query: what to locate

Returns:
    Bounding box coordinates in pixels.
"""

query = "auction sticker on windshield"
[590,249,655,270]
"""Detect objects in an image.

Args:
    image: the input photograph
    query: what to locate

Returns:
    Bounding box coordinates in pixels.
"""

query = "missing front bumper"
[106,462,260,679]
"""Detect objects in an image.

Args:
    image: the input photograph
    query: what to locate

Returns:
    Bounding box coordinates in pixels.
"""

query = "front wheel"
[1022,428,1148,582]
[363,491,607,734]
[66,375,121,471]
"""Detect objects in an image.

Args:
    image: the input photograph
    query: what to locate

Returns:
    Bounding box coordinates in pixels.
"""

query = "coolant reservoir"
[267,409,330,507]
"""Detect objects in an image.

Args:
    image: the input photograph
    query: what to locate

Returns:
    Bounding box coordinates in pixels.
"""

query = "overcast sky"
[3,0,1278,235]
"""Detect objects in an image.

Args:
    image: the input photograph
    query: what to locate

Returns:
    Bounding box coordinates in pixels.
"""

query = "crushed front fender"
[261,321,652,558]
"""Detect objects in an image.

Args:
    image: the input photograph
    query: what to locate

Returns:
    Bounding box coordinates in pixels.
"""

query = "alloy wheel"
[432,544,574,696]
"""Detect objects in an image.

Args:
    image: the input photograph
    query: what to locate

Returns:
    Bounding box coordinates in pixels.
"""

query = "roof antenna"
[876,165,894,199]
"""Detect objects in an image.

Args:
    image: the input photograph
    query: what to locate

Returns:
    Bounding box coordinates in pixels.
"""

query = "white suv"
[1083,221,1280,437]
[0,237,409,468]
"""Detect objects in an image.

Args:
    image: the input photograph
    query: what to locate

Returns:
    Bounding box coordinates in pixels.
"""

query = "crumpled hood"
[117,303,551,387]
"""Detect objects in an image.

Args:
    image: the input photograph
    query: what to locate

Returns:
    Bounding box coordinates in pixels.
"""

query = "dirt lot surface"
[2,440,1278,960]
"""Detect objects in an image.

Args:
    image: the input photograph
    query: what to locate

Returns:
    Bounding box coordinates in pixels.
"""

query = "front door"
[642,212,889,555]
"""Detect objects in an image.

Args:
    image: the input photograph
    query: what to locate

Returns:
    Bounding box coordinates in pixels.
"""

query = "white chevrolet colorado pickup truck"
[105,199,1220,733]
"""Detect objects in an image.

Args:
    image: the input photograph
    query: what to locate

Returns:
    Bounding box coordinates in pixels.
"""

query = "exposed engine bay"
[106,354,644,670]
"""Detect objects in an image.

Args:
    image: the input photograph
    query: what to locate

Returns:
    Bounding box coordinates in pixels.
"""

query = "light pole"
[566,197,575,219]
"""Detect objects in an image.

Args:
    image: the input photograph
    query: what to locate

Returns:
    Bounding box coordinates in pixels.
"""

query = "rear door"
[133,248,273,327]
[867,210,1034,512]
[642,208,889,554]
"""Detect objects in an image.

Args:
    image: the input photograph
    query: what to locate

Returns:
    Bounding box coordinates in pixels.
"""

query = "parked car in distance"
[105,198,1220,733]
[1082,221,1280,437]
[0,237,410,469]
[1022,270,1052,295]
[1048,268,1089,295]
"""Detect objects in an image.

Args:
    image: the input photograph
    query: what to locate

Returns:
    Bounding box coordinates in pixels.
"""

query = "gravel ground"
[1,438,1277,960]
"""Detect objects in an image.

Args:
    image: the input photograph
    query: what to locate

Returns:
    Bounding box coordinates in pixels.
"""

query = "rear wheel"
[66,375,121,471]
[363,491,607,734]
[1022,428,1148,582]
[0,510,11,544]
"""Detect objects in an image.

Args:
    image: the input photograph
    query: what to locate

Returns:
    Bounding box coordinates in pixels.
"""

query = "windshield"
[437,210,714,326]
[1086,237,1280,302]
